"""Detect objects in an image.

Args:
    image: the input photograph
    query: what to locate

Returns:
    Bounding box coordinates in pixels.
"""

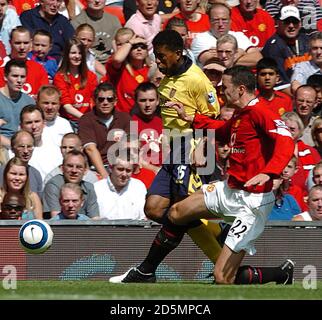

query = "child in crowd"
[27,30,58,82]
[75,23,106,79]
[53,37,98,132]
[256,58,292,116]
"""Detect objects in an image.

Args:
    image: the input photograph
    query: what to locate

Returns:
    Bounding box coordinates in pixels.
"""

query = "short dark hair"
[20,105,45,124]
[307,74,322,89]
[223,66,256,93]
[10,26,31,41]
[256,57,279,73]
[32,29,53,43]
[4,59,26,77]
[152,30,184,52]
[134,81,158,101]
[165,17,188,31]
[94,82,116,100]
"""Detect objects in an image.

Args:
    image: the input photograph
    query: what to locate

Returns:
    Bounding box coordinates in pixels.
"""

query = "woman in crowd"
[53,37,98,131]
[75,23,106,79]
[0,157,42,219]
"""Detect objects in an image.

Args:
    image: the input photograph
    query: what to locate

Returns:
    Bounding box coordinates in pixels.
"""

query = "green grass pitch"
[1,281,322,300]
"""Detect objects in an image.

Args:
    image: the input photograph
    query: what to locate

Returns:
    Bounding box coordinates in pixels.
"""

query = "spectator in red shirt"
[106,28,150,113]
[230,0,276,49]
[131,81,163,170]
[256,57,293,116]
[53,37,98,132]
[0,26,49,99]
[173,0,211,44]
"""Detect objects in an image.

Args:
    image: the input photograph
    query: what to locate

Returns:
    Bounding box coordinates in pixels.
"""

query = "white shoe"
[109,268,132,283]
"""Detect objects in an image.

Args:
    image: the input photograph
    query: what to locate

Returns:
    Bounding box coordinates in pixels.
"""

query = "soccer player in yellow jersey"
[109,30,226,283]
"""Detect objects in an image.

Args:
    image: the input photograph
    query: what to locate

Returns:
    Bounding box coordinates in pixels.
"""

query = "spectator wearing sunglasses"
[0,192,33,220]
[78,82,131,179]
[106,27,150,113]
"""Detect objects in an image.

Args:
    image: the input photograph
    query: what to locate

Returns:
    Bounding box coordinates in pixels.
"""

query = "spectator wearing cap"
[262,5,311,95]
[265,0,322,37]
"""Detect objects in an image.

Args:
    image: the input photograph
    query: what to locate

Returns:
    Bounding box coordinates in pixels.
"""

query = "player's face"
[308,189,322,220]
[0,195,25,220]
[239,0,257,14]
[95,89,117,117]
[222,75,240,105]
[40,0,62,17]
[313,167,322,185]
[5,66,26,92]
[63,155,86,184]
[6,165,27,192]
[87,0,105,11]
[136,0,158,20]
[0,0,7,21]
[60,189,83,219]
[257,69,279,90]
[69,45,82,67]
[60,137,82,157]
[210,6,231,38]
[13,133,34,163]
[136,89,159,116]
[110,159,133,191]
[21,111,45,141]
[281,160,297,180]
[284,119,301,140]
[180,0,200,14]
[217,42,236,68]
[38,92,60,122]
[278,18,301,39]
[10,31,31,60]
[32,34,51,59]
[154,45,181,76]
[295,88,317,117]
[310,39,322,65]
[76,29,94,50]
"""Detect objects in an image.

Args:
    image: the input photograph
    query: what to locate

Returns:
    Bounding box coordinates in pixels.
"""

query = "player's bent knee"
[168,204,180,224]
[144,202,164,221]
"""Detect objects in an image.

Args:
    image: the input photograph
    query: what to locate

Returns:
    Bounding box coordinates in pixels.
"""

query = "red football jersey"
[193,98,295,193]
[53,70,98,121]
[230,6,276,49]
[0,59,49,98]
[257,90,293,116]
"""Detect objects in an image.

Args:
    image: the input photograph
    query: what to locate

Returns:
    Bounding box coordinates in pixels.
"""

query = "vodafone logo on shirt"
[75,94,84,103]
[22,83,32,94]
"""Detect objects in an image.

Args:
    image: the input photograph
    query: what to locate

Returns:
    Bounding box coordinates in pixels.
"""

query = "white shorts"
[202,180,275,255]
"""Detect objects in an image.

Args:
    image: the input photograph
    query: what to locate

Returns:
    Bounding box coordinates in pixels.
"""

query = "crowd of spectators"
[0,0,322,221]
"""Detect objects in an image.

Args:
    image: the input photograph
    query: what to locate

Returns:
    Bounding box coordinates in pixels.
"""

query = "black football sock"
[138,216,188,274]
[234,265,288,284]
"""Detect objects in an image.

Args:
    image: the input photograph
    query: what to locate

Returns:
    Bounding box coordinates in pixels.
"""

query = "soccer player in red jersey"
[168,66,296,285]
